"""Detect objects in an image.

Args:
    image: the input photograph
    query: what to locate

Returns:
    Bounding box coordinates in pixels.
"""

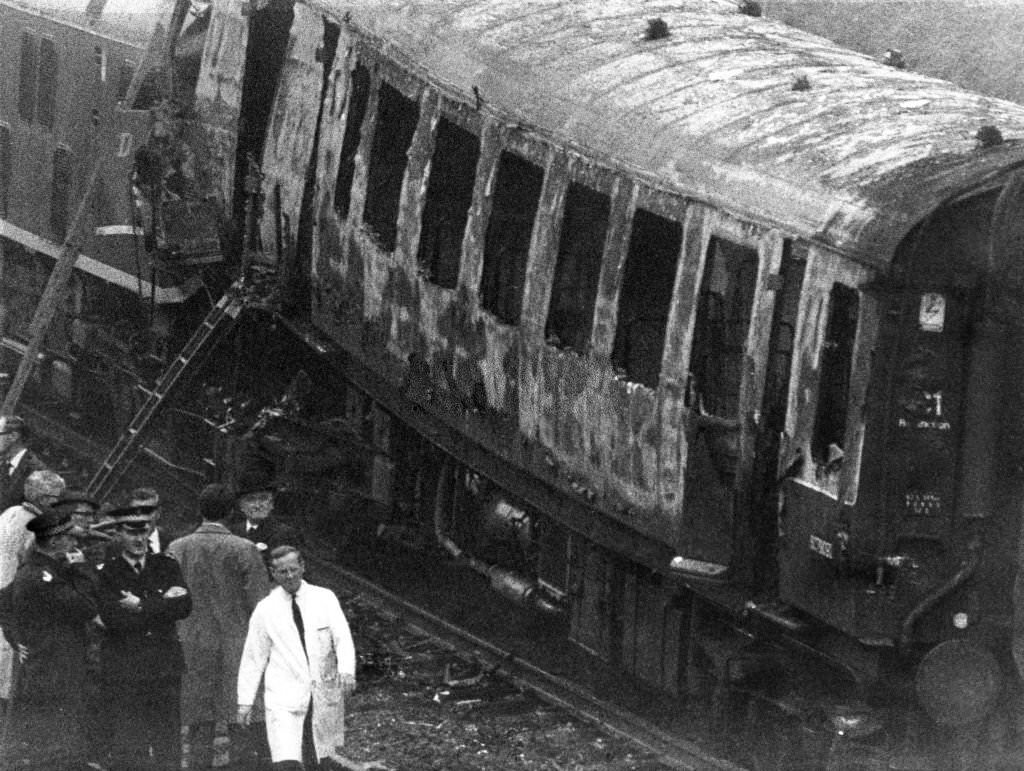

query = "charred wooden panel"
[258,6,331,264]
[192,0,249,208]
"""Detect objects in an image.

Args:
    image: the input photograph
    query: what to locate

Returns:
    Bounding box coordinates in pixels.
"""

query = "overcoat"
[0,450,46,513]
[229,514,304,558]
[0,501,42,699]
[166,521,270,724]
[238,582,355,762]
[0,549,98,767]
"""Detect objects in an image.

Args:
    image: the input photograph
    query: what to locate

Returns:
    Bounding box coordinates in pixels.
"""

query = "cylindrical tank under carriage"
[175,0,1024,766]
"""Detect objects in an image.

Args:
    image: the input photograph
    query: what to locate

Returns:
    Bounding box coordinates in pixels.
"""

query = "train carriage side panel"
[257,4,331,267]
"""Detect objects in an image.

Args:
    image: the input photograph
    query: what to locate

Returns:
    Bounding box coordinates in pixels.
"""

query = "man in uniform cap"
[54,488,110,563]
[0,416,47,514]
[0,508,101,770]
[128,486,170,554]
[95,505,192,770]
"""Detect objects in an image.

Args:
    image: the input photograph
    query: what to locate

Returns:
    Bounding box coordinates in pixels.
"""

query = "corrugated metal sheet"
[313,0,1024,265]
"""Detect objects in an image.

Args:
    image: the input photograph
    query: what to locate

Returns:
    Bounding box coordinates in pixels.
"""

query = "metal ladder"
[88,284,246,499]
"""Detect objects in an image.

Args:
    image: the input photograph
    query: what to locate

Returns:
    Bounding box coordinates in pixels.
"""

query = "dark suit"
[95,552,192,770]
[229,515,304,558]
[0,450,46,512]
[0,550,98,769]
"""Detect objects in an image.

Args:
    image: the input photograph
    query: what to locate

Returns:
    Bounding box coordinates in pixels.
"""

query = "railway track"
[313,554,748,771]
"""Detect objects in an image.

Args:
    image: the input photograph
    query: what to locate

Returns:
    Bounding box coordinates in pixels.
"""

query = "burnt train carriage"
[193,0,1024,762]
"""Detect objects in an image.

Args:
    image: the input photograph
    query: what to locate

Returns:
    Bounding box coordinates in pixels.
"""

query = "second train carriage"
[141,0,1024,764]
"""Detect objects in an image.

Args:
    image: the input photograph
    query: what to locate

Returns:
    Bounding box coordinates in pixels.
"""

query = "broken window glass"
[610,209,682,387]
[480,151,544,325]
[417,117,479,288]
[687,237,759,417]
[545,183,609,353]
[364,81,419,251]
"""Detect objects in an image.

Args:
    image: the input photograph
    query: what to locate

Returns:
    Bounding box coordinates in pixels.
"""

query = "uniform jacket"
[0,450,46,513]
[238,582,355,758]
[166,522,270,723]
[95,551,192,683]
[229,515,304,558]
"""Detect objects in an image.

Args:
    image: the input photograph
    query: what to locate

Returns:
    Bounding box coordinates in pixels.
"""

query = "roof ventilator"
[792,73,811,91]
[644,18,670,41]
[882,48,906,69]
[738,0,762,17]
[976,125,1004,149]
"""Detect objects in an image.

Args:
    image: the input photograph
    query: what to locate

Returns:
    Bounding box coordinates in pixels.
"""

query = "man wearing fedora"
[230,469,304,563]
[95,506,192,771]
[0,508,101,770]
[0,416,47,514]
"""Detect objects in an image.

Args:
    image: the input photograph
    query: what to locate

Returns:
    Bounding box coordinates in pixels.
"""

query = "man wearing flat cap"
[0,416,47,514]
[54,488,110,563]
[0,508,101,770]
[95,506,192,770]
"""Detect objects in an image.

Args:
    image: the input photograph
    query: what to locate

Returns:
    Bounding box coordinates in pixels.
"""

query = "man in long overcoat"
[167,483,270,768]
[95,506,192,771]
[238,546,356,770]
[0,469,64,706]
[0,508,100,770]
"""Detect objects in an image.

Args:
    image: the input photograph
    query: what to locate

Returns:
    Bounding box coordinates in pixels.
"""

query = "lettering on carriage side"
[809,534,833,559]
[905,491,941,516]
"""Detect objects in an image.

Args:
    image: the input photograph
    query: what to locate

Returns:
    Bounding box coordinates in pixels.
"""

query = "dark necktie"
[291,594,307,659]
[132,561,142,575]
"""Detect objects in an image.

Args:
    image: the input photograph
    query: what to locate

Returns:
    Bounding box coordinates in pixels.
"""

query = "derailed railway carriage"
[188,0,1024,765]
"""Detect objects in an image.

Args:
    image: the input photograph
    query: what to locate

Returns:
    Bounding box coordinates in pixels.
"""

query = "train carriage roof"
[325,0,1024,267]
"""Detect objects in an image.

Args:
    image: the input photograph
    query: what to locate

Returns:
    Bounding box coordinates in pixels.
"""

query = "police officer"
[95,506,192,771]
[0,507,100,770]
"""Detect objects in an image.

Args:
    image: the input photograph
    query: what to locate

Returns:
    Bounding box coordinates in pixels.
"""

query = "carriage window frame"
[479,150,545,326]
[686,236,760,419]
[363,78,421,252]
[544,181,611,353]
[416,113,481,288]
[811,283,859,472]
[18,31,38,123]
[51,145,74,239]
[610,207,684,388]
[0,123,10,217]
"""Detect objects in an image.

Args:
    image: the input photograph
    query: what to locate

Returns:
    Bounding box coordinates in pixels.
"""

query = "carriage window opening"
[18,33,37,122]
[0,125,10,217]
[480,151,544,325]
[417,117,479,288]
[811,283,859,467]
[363,81,419,251]
[51,146,73,239]
[687,238,759,418]
[95,46,107,82]
[116,60,135,101]
[610,209,682,388]
[36,38,58,129]
[545,183,610,352]
[334,63,370,219]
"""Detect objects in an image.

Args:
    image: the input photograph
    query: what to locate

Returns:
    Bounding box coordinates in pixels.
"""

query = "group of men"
[0,416,358,771]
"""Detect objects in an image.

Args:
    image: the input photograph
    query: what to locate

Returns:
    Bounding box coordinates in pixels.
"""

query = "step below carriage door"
[677,233,772,575]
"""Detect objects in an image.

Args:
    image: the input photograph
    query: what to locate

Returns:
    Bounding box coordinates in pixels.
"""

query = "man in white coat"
[237,545,356,770]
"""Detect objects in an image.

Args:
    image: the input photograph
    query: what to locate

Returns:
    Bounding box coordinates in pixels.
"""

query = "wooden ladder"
[88,284,245,499]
